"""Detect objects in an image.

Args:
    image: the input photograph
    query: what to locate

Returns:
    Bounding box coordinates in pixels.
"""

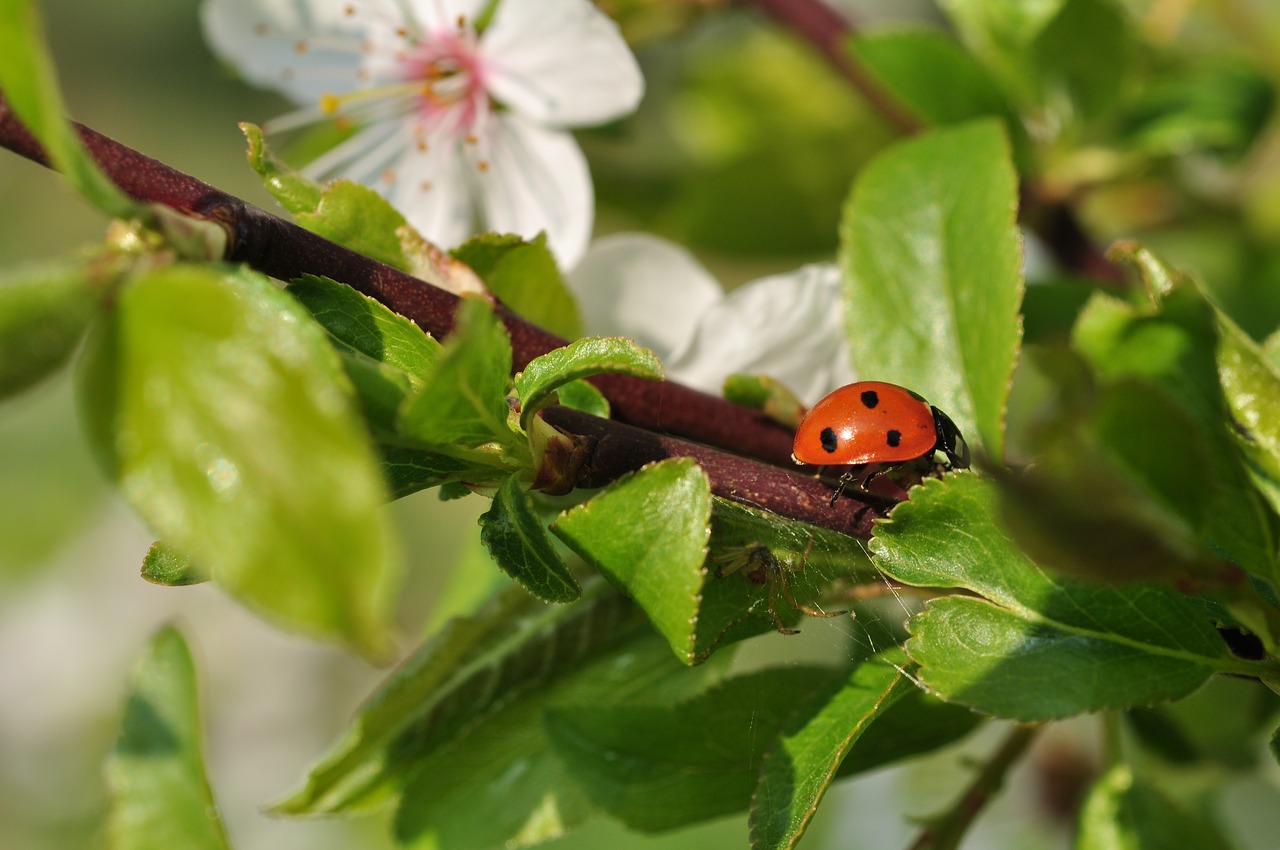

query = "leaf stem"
[905,723,1042,850]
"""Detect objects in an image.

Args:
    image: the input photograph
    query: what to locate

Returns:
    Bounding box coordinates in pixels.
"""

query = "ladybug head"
[930,406,970,470]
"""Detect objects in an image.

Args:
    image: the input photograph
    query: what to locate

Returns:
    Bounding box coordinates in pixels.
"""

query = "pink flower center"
[401,29,489,137]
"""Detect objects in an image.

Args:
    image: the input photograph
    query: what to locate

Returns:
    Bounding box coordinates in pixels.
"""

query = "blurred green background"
[6,1,1280,848]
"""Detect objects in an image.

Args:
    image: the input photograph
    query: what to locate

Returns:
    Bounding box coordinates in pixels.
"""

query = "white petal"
[402,0,488,31]
[480,0,643,127]
[201,0,389,104]
[666,263,855,401]
[386,131,477,250]
[476,115,593,268]
[565,234,722,362]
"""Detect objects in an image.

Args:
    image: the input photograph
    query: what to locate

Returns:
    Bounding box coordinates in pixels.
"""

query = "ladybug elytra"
[792,380,970,503]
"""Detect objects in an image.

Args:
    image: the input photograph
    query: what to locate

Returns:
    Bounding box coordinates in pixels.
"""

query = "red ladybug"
[792,381,969,503]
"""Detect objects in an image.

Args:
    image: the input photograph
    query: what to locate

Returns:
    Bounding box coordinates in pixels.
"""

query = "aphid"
[714,540,847,635]
[792,380,969,504]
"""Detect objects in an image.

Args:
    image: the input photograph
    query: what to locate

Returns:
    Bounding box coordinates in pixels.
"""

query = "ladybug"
[792,381,970,504]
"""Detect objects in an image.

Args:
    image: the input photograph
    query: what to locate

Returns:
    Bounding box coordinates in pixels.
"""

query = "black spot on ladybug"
[860,390,879,409]
[886,429,902,448]
[820,427,838,454]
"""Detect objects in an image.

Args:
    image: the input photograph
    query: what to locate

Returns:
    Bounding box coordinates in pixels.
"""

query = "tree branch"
[737,0,1127,285]
[906,724,1042,850]
[734,0,923,135]
[0,97,885,537]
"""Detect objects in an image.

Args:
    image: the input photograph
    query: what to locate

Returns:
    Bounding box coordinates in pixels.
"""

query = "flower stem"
[905,723,1043,850]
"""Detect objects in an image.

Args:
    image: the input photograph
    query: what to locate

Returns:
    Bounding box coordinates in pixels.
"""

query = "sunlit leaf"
[552,458,712,664]
[78,264,396,658]
[104,625,230,850]
[872,475,1234,719]
[841,120,1023,460]
[479,475,578,603]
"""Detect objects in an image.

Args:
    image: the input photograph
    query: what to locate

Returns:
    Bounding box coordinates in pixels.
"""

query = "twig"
[0,97,885,537]
[0,96,800,465]
[734,0,923,135]
[738,0,1126,285]
[906,724,1043,850]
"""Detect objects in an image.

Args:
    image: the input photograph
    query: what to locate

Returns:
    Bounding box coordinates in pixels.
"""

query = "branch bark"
[0,96,883,537]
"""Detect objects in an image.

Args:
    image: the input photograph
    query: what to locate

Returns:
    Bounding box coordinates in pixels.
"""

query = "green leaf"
[378,444,479,500]
[551,458,712,664]
[393,629,726,849]
[276,579,647,815]
[993,378,1240,595]
[240,122,323,214]
[545,666,842,833]
[0,260,100,399]
[552,378,610,419]
[1120,61,1274,161]
[938,0,1067,105]
[140,541,205,586]
[1217,313,1280,517]
[287,275,442,438]
[1076,765,1232,850]
[1073,285,1278,584]
[698,498,876,657]
[840,120,1023,461]
[749,650,918,850]
[515,336,663,432]
[834,684,983,776]
[722,374,805,429]
[287,275,440,384]
[398,296,519,451]
[295,180,412,271]
[452,233,582,338]
[0,0,134,216]
[479,475,579,603]
[104,625,230,850]
[848,30,1027,168]
[77,264,397,658]
[1032,0,1134,122]
[871,475,1234,720]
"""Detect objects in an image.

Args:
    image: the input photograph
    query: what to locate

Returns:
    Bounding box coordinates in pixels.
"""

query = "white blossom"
[566,233,856,402]
[202,0,644,268]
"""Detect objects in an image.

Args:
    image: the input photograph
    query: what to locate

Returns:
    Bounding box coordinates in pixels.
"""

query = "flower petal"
[402,0,489,32]
[386,131,477,250]
[666,263,855,401]
[201,0,390,104]
[480,0,643,127]
[477,115,593,268]
[565,233,723,361]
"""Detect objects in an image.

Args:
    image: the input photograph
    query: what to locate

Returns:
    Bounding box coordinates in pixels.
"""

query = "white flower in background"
[202,0,644,268]
[566,233,855,402]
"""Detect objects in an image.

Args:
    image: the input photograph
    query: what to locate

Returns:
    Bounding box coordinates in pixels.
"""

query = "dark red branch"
[0,98,887,535]
[0,97,797,467]
[543,406,879,537]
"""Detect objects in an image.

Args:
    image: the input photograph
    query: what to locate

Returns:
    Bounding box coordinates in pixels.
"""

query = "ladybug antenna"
[931,406,971,469]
